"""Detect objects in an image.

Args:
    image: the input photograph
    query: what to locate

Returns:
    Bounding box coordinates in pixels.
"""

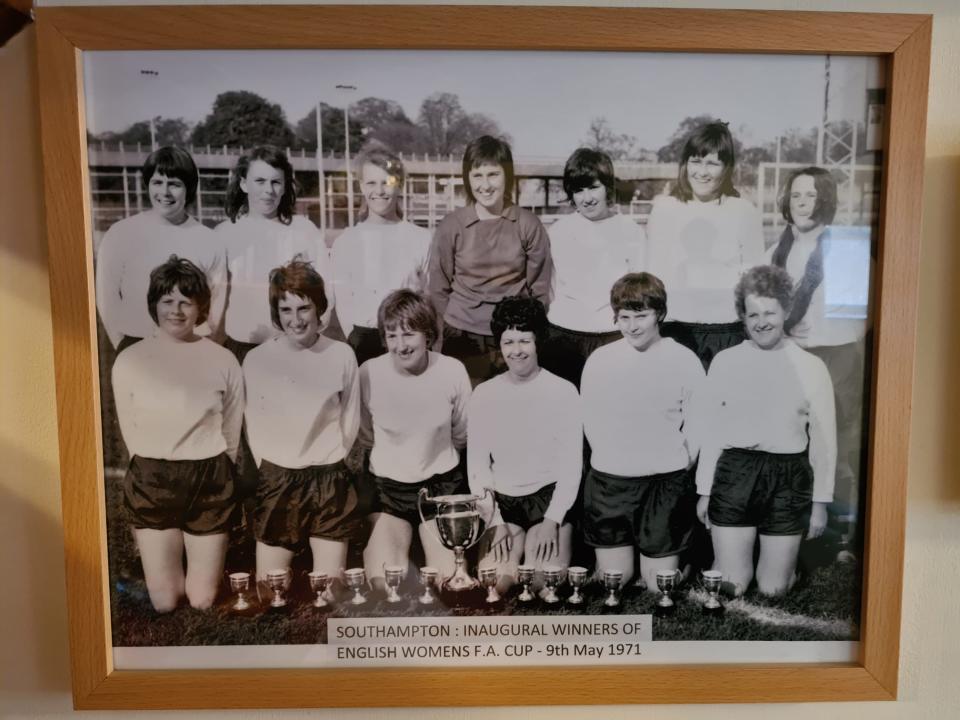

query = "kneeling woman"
[695,265,836,596]
[359,290,473,591]
[242,260,362,587]
[113,256,244,613]
[468,297,582,590]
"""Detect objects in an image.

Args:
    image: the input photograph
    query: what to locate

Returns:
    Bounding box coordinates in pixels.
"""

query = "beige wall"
[2,1,958,717]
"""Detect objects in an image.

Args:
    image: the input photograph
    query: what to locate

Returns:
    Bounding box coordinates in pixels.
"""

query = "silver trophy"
[229,571,251,612]
[542,565,564,604]
[602,569,623,608]
[655,569,681,616]
[418,566,440,605]
[479,566,500,604]
[417,488,493,592]
[343,567,368,605]
[308,571,330,608]
[566,566,588,605]
[383,564,405,603]
[701,569,724,616]
[516,565,536,602]
[266,568,290,608]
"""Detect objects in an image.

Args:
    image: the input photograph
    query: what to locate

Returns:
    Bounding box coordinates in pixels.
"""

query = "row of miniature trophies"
[226,565,726,616]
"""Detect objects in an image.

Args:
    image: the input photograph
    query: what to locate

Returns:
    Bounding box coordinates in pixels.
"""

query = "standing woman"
[112,256,243,613]
[428,135,553,385]
[332,148,431,365]
[695,265,836,597]
[646,121,764,369]
[96,146,226,351]
[242,260,362,584]
[217,145,332,362]
[546,148,646,387]
[359,290,472,591]
[468,297,582,591]
[767,167,866,521]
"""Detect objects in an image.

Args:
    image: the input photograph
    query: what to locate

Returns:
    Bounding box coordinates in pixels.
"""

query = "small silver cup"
[602,569,623,608]
[479,566,500,603]
[701,569,724,615]
[655,569,681,616]
[418,566,439,605]
[229,572,251,612]
[308,571,330,608]
[266,568,290,608]
[343,567,368,605]
[383,564,405,603]
[542,565,564,604]
[566,566,588,605]
[517,565,535,602]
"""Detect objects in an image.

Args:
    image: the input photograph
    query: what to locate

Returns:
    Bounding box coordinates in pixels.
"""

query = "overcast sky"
[84,50,883,157]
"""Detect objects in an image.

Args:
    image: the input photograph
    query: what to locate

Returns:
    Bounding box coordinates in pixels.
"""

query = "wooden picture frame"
[34,4,931,709]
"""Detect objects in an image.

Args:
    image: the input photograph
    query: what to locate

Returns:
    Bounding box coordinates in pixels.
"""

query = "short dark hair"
[142,146,199,206]
[610,273,668,324]
[225,146,297,224]
[268,257,328,331]
[490,296,549,349]
[671,121,740,202]
[779,166,839,226]
[562,148,616,205]
[377,289,440,347]
[734,265,794,319]
[462,135,515,206]
[147,255,211,325]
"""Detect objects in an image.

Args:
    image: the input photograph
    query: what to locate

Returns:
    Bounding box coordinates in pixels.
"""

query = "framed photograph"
[35,5,930,710]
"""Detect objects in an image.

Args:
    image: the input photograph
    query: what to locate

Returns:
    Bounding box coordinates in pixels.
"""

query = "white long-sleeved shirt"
[95,211,226,349]
[467,370,582,525]
[359,352,471,483]
[581,337,704,477]
[112,334,244,462]
[646,194,764,323]
[547,212,647,332]
[332,220,431,338]
[764,227,868,348]
[694,340,837,503]
[217,215,332,344]
[242,336,359,468]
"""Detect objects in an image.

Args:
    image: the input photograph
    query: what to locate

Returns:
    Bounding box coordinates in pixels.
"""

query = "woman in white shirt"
[243,260,361,587]
[333,149,430,365]
[96,146,226,351]
[546,148,647,387]
[695,265,836,597]
[217,146,332,362]
[112,257,243,613]
[646,121,764,369]
[469,297,582,591]
[359,290,472,591]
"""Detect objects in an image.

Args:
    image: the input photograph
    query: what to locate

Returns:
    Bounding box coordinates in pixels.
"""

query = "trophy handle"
[467,487,496,551]
[416,487,431,527]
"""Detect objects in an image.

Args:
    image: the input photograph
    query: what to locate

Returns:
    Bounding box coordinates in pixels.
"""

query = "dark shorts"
[440,325,504,387]
[367,466,468,527]
[660,320,745,370]
[544,324,620,388]
[495,483,572,531]
[583,465,696,557]
[254,459,362,549]
[708,448,814,536]
[123,453,237,535]
[347,325,386,366]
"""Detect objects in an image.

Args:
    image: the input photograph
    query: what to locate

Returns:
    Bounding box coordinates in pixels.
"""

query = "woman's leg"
[756,534,804,596]
[256,541,295,582]
[710,525,757,596]
[134,527,185,613]
[594,545,635,588]
[364,512,413,593]
[478,523,525,593]
[182,531,228,609]
[638,553,681,594]
[418,520,458,580]
[309,536,349,597]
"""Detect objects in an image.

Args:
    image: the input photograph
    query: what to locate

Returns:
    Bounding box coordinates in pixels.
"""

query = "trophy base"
[701,603,724,617]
